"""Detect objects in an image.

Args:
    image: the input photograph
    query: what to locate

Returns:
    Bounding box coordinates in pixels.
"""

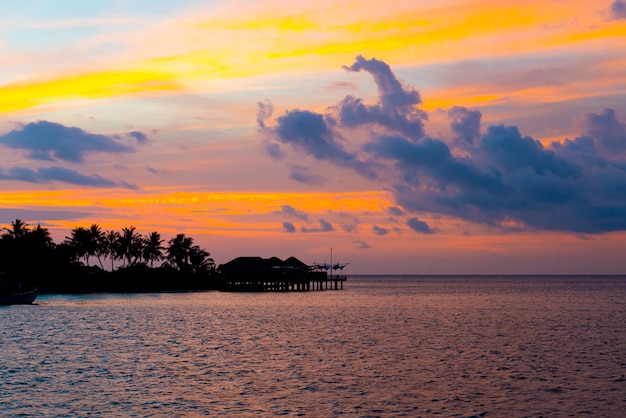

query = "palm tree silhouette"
[118,226,143,267]
[65,227,91,266]
[142,232,164,267]
[166,233,193,271]
[189,245,215,273]
[103,230,121,271]
[3,219,29,239]
[89,224,107,269]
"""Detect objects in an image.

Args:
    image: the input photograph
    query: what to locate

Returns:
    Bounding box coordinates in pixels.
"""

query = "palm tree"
[189,245,215,274]
[89,224,106,269]
[2,218,29,239]
[118,226,143,266]
[65,227,91,265]
[103,230,121,271]
[142,232,164,267]
[166,233,193,271]
[28,224,54,251]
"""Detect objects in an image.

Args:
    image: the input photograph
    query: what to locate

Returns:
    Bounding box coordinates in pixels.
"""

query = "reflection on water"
[1,275,625,416]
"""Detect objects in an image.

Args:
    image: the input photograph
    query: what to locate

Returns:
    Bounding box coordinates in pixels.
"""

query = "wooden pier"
[217,256,347,292]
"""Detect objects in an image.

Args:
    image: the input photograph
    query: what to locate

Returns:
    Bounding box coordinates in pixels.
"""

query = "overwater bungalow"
[217,256,344,292]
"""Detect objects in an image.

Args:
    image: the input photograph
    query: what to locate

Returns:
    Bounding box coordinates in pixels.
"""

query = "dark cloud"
[282,222,296,233]
[337,214,359,233]
[341,55,427,141]
[0,121,135,163]
[373,225,389,236]
[406,217,434,234]
[276,205,309,221]
[275,110,352,161]
[479,125,580,178]
[146,166,168,175]
[0,165,138,189]
[301,218,334,233]
[582,108,626,156]
[612,1,626,19]
[449,106,481,145]
[365,134,504,194]
[261,56,626,234]
[263,142,284,160]
[289,165,325,185]
[352,240,371,249]
[128,131,149,144]
[388,206,404,217]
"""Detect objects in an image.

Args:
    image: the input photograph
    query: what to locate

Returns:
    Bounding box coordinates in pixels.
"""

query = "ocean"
[1,275,625,417]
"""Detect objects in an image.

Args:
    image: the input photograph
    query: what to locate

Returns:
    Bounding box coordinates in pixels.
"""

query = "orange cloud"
[2,0,622,115]
[0,69,179,114]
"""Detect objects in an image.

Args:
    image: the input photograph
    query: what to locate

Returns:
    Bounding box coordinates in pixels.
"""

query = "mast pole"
[330,247,333,280]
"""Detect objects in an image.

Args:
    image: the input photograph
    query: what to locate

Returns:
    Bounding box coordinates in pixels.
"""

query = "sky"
[1,0,626,274]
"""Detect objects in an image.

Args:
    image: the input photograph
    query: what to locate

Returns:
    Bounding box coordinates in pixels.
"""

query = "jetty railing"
[219,271,346,292]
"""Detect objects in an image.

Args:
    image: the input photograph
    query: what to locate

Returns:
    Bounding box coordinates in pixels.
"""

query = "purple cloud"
[0,121,135,163]
[406,217,434,234]
[611,1,626,19]
[373,225,389,236]
[449,106,482,145]
[301,218,334,233]
[352,240,371,249]
[582,108,626,157]
[282,222,296,233]
[261,56,626,234]
[276,205,309,221]
[0,166,138,189]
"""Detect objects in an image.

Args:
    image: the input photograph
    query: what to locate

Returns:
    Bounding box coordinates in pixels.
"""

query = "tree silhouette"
[89,224,107,269]
[1,221,55,287]
[3,219,29,239]
[189,245,215,274]
[2,218,218,293]
[118,226,143,266]
[103,230,121,271]
[142,231,164,267]
[65,227,91,266]
[166,233,193,271]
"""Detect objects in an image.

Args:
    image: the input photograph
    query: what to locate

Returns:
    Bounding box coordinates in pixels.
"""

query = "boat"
[0,287,38,305]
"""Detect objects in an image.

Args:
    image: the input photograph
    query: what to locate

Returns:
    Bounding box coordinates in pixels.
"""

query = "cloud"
[352,240,371,249]
[301,218,334,233]
[128,131,149,145]
[0,166,138,189]
[388,206,404,217]
[582,108,626,157]
[257,100,273,128]
[341,55,427,141]
[406,217,434,234]
[282,222,296,233]
[373,225,389,236]
[0,121,134,163]
[289,165,325,185]
[263,142,284,160]
[275,110,352,161]
[146,166,169,175]
[449,106,481,145]
[261,56,626,234]
[276,205,309,221]
[341,223,357,233]
[611,1,626,19]
[0,208,91,225]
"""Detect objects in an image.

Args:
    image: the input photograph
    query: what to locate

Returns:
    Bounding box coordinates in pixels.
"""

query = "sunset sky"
[1,0,626,274]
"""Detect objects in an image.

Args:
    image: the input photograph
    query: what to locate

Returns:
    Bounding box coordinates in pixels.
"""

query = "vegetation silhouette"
[0,219,218,294]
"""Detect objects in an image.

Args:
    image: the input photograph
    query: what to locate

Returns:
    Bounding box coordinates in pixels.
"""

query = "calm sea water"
[1,275,626,417]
